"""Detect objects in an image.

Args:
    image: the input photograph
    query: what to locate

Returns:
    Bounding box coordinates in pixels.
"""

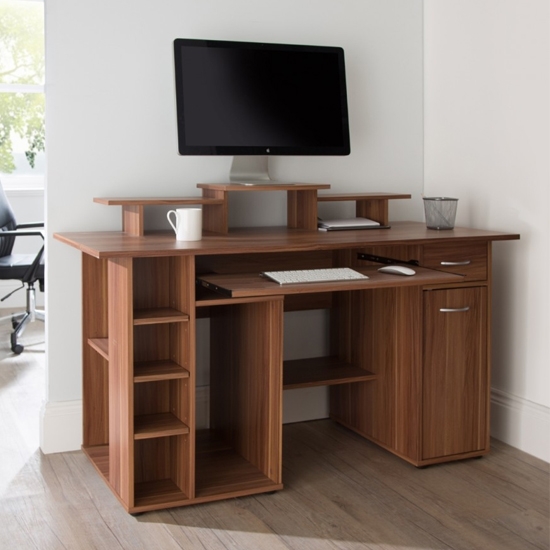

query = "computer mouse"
[377,265,416,276]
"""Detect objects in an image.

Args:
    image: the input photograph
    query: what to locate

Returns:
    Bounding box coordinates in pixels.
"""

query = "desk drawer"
[422,241,488,281]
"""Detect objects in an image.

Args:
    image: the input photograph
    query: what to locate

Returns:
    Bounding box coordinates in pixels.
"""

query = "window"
[0,0,45,190]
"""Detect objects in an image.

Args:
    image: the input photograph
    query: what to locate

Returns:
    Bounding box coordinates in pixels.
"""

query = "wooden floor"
[0,316,548,550]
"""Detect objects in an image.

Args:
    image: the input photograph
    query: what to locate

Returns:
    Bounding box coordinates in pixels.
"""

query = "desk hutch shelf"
[94,185,411,236]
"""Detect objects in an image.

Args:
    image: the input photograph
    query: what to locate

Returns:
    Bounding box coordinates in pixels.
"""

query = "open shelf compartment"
[195,430,281,499]
[131,255,196,510]
[195,297,284,499]
[133,434,191,510]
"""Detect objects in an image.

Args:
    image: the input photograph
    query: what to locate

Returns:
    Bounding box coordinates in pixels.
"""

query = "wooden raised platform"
[94,188,411,236]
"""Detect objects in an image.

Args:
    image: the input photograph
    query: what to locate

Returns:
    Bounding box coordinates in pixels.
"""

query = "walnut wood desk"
[56,216,519,513]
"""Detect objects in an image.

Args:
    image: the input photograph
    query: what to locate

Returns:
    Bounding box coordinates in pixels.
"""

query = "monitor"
[173,38,350,183]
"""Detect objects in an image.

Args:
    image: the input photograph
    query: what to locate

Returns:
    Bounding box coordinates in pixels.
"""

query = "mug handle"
[167,210,178,234]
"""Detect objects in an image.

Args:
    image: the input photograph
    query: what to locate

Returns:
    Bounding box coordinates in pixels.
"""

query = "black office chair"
[0,181,44,354]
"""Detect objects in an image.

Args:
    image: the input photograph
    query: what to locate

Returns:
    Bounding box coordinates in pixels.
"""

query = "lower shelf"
[195,430,282,499]
[83,444,191,512]
[283,355,377,389]
[83,433,282,512]
[134,479,189,510]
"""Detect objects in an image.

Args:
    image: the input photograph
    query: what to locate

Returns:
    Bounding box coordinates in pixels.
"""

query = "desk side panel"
[82,254,109,447]
[330,287,422,461]
[209,299,283,485]
[108,257,135,507]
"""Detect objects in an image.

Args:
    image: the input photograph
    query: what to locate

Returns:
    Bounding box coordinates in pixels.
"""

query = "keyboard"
[261,267,369,285]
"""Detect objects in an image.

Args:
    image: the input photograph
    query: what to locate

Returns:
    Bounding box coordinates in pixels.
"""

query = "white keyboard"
[261,267,369,285]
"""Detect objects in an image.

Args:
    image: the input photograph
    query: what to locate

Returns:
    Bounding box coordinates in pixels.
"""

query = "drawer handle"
[440,307,470,313]
[440,260,471,266]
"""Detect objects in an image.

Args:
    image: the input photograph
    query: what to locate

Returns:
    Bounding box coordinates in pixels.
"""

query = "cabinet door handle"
[439,307,470,313]
[440,260,471,266]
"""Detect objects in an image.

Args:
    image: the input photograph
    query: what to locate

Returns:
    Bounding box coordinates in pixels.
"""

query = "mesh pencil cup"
[423,197,458,230]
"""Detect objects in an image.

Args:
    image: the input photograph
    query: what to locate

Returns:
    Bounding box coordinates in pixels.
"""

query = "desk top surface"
[54,222,520,259]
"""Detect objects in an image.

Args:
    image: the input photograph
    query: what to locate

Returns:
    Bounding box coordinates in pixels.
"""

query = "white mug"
[167,208,202,241]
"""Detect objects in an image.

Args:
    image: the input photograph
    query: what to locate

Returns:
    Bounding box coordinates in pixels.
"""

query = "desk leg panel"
[202,189,228,234]
[330,287,422,462]
[287,190,318,230]
[108,257,134,507]
[82,255,109,447]
[209,298,283,486]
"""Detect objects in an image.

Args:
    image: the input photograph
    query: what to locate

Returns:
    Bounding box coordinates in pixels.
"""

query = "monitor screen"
[173,38,350,157]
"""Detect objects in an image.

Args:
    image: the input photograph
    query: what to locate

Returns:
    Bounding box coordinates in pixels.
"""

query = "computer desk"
[55,188,519,513]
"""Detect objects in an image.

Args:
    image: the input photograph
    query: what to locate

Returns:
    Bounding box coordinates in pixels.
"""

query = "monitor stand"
[229,156,293,186]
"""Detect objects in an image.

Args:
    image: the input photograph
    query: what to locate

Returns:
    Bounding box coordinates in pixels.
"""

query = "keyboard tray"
[197,266,463,298]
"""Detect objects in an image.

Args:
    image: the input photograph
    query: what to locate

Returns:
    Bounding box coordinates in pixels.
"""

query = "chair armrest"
[2,229,45,239]
[16,221,44,229]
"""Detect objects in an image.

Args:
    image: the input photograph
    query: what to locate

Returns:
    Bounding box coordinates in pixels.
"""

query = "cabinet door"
[422,287,488,460]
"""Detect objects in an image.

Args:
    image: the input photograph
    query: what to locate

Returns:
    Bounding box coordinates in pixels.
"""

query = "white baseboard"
[40,400,82,454]
[39,387,550,464]
[491,388,550,463]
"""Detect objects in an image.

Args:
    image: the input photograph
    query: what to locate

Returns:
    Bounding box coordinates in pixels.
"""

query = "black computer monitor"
[173,38,350,182]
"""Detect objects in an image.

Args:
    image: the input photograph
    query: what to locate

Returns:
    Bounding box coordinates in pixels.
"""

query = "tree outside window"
[0,0,45,186]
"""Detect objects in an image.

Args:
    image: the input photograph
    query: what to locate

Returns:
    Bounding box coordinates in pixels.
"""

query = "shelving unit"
[79,253,196,512]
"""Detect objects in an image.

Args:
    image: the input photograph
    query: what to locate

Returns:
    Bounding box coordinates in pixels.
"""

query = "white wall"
[424,0,550,461]
[43,0,550,464]
[43,0,424,452]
